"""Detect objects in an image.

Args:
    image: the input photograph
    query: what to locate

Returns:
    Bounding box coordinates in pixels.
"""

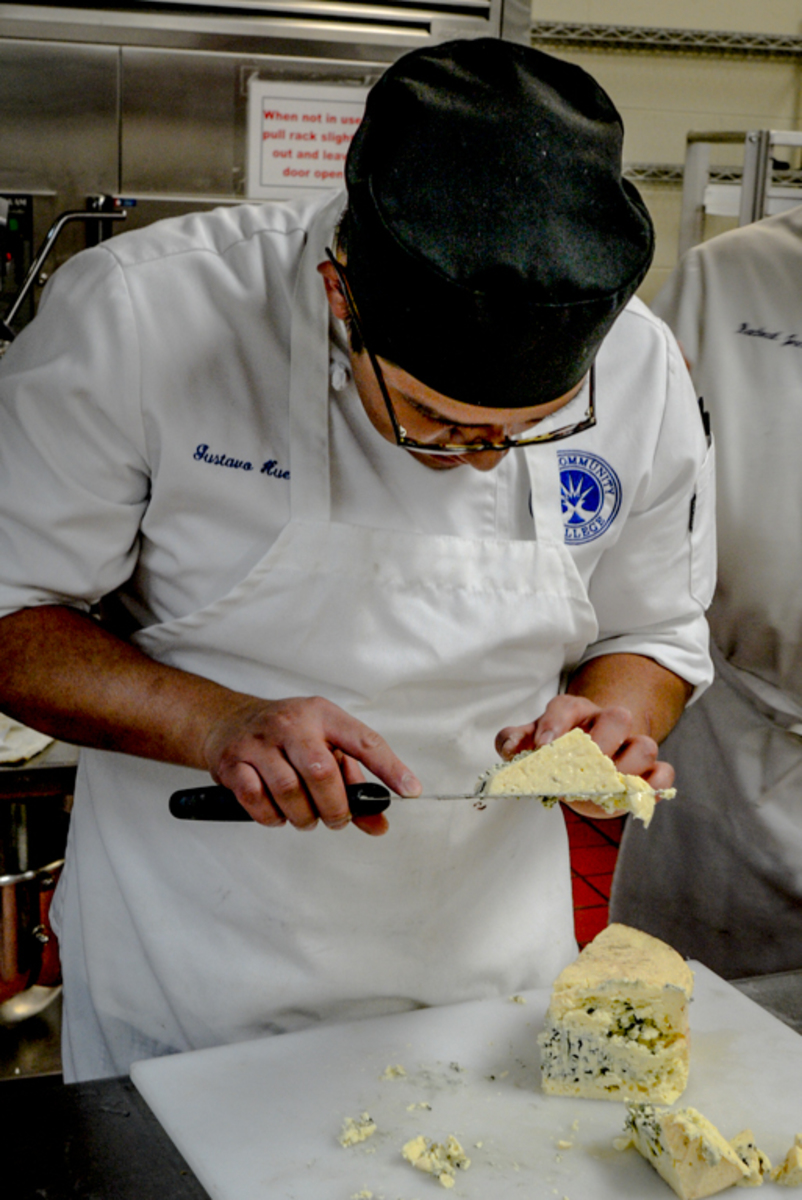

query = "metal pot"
[1,858,63,1005]
[0,794,70,1016]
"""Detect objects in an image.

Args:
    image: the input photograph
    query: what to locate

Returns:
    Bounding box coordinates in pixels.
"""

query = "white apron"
[53,196,599,1081]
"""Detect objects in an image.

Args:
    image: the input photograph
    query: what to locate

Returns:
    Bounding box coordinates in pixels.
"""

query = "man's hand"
[0,606,421,838]
[203,695,421,836]
[495,693,672,819]
[494,653,691,820]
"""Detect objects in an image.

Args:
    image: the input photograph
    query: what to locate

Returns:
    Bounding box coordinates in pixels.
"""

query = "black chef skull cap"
[343,37,654,408]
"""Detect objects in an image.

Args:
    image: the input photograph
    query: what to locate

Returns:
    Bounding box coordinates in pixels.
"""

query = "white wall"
[531,1,802,300]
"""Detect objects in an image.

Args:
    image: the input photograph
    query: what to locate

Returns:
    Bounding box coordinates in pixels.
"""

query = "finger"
[495,695,602,758]
[352,812,390,837]
[580,705,634,758]
[332,751,387,833]
[638,759,676,793]
[218,761,287,827]
[564,799,623,821]
[495,723,535,759]
[533,695,603,747]
[322,707,421,798]
[255,752,328,830]
[280,742,359,829]
[336,752,367,787]
[608,733,660,777]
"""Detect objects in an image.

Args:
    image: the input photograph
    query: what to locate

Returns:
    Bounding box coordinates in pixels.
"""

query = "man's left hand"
[494,682,678,821]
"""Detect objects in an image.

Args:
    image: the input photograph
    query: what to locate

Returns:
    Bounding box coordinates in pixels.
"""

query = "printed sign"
[246,79,369,199]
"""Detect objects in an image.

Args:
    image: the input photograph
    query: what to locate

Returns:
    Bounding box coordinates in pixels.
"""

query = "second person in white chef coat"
[612,205,802,978]
[0,39,715,1080]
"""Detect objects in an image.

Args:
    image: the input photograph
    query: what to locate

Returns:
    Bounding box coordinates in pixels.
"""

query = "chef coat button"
[330,361,350,392]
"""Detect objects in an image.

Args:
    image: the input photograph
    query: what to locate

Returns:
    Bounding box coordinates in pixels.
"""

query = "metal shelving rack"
[530,20,802,251]
[530,20,802,59]
[679,130,802,252]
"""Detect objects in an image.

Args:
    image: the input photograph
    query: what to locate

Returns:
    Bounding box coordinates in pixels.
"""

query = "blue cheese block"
[539,923,694,1103]
[616,1104,749,1200]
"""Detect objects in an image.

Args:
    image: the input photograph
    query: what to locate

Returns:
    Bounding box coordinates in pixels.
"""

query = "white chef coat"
[0,191,714,1078]
[612,207,802,977]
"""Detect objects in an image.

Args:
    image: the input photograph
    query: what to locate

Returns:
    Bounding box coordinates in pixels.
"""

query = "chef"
[0,39,714,1081]
[612,205,802,978]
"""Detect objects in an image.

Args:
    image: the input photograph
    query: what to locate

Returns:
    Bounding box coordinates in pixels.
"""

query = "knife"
[168,782,657,821]
[169,782,395,821]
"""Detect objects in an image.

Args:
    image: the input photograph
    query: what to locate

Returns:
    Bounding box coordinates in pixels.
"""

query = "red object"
[563,807,626,948]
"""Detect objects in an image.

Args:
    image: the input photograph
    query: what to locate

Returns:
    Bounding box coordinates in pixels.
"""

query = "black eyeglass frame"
[325,249,597,455]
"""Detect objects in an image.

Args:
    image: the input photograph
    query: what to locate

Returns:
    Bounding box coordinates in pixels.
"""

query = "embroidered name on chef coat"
[193,443,290,479]
[558,450,621,544]
[736,321,802,348]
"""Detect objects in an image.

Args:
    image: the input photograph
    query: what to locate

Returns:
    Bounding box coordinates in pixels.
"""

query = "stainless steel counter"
[1,1072,211,1200]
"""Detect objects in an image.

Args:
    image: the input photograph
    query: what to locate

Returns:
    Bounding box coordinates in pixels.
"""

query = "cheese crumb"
[509,994,526,1004]
[339,1113,377,1147]
[402,1134,471,1189]
[380,1063,407,1080]
[770,1133,802,1186]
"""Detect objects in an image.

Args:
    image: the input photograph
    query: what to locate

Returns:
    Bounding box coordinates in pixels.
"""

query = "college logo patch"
[558,449,621,544]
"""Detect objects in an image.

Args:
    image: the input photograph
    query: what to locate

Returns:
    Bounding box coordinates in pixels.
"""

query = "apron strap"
[525,443,565,545]
[288,193,346,523]
[524,371,593,545]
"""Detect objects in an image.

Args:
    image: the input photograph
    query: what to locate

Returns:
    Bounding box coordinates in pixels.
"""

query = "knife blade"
[168,782,663,821]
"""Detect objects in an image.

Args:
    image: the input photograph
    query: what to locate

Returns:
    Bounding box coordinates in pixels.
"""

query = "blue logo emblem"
[558,450,621,543]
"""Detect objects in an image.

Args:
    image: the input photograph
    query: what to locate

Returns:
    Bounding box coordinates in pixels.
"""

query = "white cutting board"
[132,962,802,1200]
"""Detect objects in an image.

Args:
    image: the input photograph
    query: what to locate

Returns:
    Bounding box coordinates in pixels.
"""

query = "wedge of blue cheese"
[616,1104,750,1199]
[770,1134,802,1186]
[539,923,694,1103]
[477,727,672,826]
[731,1130,772,1187]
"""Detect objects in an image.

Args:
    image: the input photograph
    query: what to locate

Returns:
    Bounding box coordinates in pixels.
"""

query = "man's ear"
[317,260,349,322]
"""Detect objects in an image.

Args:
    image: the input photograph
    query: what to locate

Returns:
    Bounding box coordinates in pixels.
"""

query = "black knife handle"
[169,781,392,822]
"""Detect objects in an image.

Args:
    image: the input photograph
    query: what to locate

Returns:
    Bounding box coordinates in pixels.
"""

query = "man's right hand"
[0,606,420,837]
[203,695,421,835]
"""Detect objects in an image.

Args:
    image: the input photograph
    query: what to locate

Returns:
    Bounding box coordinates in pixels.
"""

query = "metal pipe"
[1,208,126,341]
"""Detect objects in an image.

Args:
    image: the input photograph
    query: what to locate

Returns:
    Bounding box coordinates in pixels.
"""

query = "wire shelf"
[531,20,802,59]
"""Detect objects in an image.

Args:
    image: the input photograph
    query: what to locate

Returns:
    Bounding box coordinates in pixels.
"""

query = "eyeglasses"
[325,249,596,455]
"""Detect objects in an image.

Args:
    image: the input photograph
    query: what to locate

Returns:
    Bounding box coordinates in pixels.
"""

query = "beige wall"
[532,1,802,301]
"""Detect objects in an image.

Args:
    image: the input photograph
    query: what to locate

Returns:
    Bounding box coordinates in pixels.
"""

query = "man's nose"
[465,447,510,472]
[450,422,509,443]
